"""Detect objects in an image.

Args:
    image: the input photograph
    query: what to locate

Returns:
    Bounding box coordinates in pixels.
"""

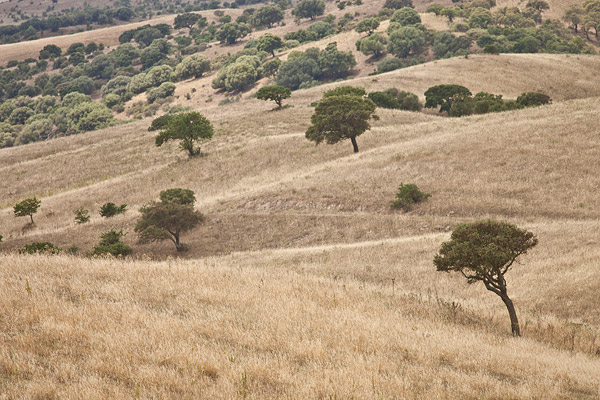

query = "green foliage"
[317,42,357,79]
[251,5,284,28]
[323,86,366,98]
[293,0,326,20]
[384,0,414,9]
[14,197,41,223]
[99,202,127,218]
[517,92,551,107]
[217,22,251,44]
[147,82,176,103]
[377,57,405,73]
[174,13,201,30]
[387,26,426,57]
[390,7,422,26]
[135,188,204,251]
[469,7,493,28]
[19,242,61,255]
[256,85,291,109]
[432,31,473,58]
[391,183,431,210]
[39,44,62,59]
[448,93,475,117]
[212,55,261,92]
[358,33,387,57]
[424,84,472,113]
[101,76,132,99]
[355,16,380,35]
[91,230,132,257]
[175,54,211,80]
[153,112,214,157]
[261,58,282,77]
[434,220,537,336]
[257,34,284,56]
[368,89,421,111]
[306,92,377,153]
[74,208,90,224]
[66,102,115,133]
[276,52,321,90]
[8,107,33,125]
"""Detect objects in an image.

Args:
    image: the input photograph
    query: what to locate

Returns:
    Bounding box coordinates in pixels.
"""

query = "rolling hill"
[1,1,600,398]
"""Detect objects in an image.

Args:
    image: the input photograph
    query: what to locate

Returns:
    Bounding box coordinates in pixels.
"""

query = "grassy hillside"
[1,9,600,397]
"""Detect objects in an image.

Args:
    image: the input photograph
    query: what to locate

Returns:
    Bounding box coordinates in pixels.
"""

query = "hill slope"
[1,52,600,398]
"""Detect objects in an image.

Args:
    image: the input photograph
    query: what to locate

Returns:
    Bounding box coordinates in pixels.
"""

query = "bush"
[74,207,90,224]
[517,92,551,107]
[175,54,211,80]
[147,82,176,103]
[99,202,127,218]
[377,57,405,73]
[391,183,431,211]
[19,242,61,255]
[91,230,132,257]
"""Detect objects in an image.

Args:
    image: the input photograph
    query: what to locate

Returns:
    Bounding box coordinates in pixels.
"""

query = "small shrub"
[19,242,61,255]
[74,208,90,224]
[91,230,132,257]
[391,183,431,211]
[99,202,127,218]
[517,92,551,107]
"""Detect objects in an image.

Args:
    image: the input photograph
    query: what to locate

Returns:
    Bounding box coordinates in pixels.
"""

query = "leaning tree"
[433,220,538,336]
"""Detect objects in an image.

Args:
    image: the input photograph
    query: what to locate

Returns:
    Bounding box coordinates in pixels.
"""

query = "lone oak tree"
[306,89,377,153]
[424,84,472,113]
[256,85,291,109]
[433,220,538,336]
[150,112,214,157]
[135,188,204,252]
[14,197,41,224]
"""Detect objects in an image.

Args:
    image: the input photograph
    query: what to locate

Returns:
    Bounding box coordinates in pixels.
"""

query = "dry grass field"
[1,19,600,398]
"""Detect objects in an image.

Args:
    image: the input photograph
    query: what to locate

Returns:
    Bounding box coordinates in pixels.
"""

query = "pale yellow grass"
[1,217,599,399]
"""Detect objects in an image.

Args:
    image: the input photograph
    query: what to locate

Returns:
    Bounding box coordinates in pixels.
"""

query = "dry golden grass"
[1,217,599,399]
[1,52,600,398]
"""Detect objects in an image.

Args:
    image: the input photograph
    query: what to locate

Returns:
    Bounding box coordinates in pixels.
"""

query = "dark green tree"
[99,202,127,218]
[74,207,90,224]
[257,34,284,57]
[358,33,387,58]
[293,0,326,20]
[387,26,426,58]
[424,84,472,113]
[14,197,41,224]
[251,5,285,28]
[434,220,538,337]
[317,42,357,79]
[151,112,214,157]
[355,16,380,35]
[384,0,414,9]
[216,22,251,44]
[256,85,291,109]
[174,13,201,31]
[306,91,376,153]
[135,188,204,251]
[390,7,421,26]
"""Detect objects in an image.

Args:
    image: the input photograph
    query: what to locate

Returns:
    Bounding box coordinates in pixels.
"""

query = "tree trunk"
[350,137,359,153]
[500,294,521,337]
[29,214,34,224]
[174,232,182,251]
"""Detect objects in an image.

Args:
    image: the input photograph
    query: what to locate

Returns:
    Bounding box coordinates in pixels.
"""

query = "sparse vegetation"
[99,202,127,218]
[74,208,90,224]
[391,183,431,210]
[91,229,132,257]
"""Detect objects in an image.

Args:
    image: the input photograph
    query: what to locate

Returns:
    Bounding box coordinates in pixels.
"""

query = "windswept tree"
[306,88,377,153]
[256,85,291,109]
[14,197,41,224]
[151,112,214,157]
[135,188,204,252]
[434,220,538,336]
[563,5,585,32]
